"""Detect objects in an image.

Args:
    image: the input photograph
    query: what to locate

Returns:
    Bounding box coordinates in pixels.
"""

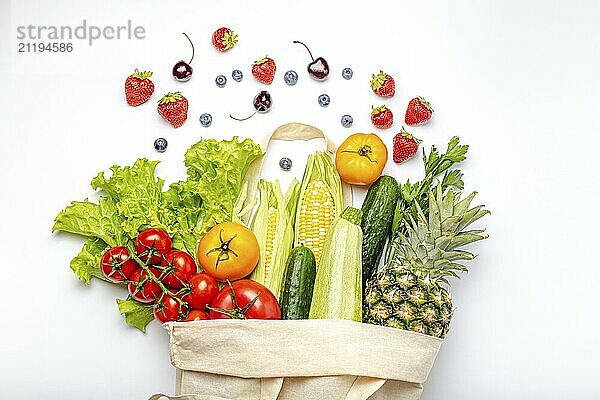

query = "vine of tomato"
[127,268,162,304]
[135,228,172,265]
[100,246,138,283]
[160,250,197,289]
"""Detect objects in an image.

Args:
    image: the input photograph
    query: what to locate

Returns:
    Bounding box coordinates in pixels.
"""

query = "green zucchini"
[280,246,317,320]
[309,207,363,322]
[360,175,398,288]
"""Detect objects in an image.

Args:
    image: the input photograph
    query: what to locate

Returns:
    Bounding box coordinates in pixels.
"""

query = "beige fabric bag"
[149,123,442,400]
[149,320,441,400]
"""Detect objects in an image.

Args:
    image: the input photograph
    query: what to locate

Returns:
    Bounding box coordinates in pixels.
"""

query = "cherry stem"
[182,32,194,64]
[293,40,314,61]
[230,109,258,121]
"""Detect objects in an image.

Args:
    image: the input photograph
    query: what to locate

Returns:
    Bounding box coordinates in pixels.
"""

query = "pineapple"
[364,184,489,338]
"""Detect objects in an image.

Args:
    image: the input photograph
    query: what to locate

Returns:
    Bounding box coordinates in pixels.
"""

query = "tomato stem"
[205,229,239,269]
[341,145,378,163]
[206,280,261,319]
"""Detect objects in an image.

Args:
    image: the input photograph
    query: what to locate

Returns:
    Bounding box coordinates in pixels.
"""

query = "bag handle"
[262,122,337,155]
[344,377,387,400]
[242,122,352,223]
[149,377,283,400]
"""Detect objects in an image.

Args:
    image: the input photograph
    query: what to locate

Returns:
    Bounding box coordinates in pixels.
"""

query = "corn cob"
[250,179,299,299]
[294,152,343,265]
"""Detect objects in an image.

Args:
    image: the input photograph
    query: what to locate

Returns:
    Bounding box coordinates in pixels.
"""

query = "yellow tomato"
[335,133,388,186]
[198,222,259,281]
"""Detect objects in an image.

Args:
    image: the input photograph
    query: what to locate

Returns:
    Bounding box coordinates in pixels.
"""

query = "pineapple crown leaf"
[388,137,472,263]
[391,184,489,280]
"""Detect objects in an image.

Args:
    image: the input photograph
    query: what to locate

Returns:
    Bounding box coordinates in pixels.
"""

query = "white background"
[1,0,599,399]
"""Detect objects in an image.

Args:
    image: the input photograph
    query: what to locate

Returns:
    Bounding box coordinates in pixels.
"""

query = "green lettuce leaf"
[116,298,155,333]
[162,180,204,255]
[91,158,174,238]
[184,136,263,235]
[70,238,110,284]
[52,197,125,246]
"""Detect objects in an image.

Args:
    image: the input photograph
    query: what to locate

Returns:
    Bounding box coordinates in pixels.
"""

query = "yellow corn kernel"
[297,180,336,263]
[263,207,278,280]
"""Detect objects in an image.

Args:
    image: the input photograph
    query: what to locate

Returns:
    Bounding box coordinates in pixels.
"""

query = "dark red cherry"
[230,91,272,121]
[253,90,272,112]
[293,40,329,81]
[173,61,193,81]
[172,33,195,82]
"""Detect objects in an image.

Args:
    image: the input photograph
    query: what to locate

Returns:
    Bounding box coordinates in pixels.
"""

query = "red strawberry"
[370,71,395,97]
[252,57,276,84]
[124,69,154,106]
[212,27,238,52]
[393,127,421,164]
[371,105,394,129]
[405,97,433,125]
[158,92,188,128]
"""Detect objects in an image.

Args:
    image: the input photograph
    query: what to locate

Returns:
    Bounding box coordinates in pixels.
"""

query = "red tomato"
[160,250,198,289]
[135,228,172,265]
[184,309,210,321]
[154,294,189,323]
[127,268,162,304]
[184,273,219,309]
[100,246,138,282]
[209,280,281,320]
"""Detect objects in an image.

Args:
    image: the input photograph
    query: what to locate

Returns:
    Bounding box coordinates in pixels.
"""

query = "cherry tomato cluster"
[100,226,281,326]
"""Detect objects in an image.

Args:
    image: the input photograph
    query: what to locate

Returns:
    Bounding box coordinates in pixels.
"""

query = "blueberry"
[341,115,353,128]
[279,157,292,171]
[318,94,330,107]
[232,69,243,82]
[215,75,227,88]
[199,113,212,127]
[154,137,168,152]
[284,70,298,86]
[342,67,353,80]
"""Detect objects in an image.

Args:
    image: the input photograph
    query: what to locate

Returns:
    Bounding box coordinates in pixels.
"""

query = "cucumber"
[360,175,398,288]
[280,246,317,320]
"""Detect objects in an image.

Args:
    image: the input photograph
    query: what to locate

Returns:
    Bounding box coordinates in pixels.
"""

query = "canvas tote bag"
[149,123,442,400]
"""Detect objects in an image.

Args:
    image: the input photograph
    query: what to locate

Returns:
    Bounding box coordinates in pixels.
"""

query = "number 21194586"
[18,42,73,53]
